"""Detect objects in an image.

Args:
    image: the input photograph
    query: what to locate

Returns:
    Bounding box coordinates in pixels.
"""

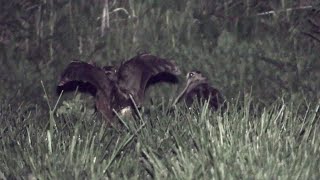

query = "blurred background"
[0,0,319,109]
[0,1,319,178]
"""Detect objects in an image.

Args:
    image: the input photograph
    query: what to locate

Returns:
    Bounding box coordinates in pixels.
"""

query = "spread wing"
[58,60,113,94]
[58,60,116,121]
[116,53,181,106]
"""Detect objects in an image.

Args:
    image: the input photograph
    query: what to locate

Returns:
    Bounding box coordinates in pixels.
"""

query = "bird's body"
[173,71,226,111]
[183,83,225,110]
[57,53,181,123]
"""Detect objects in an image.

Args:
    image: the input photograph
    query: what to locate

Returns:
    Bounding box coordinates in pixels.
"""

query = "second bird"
[173,71,226,111]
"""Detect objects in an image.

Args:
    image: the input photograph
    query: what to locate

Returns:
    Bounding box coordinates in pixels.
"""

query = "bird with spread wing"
[57,53,181,123]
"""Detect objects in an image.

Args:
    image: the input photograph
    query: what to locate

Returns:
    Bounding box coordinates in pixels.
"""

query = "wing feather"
[116,54,181,106]
[58,60,112,92]
[58,60,115,121]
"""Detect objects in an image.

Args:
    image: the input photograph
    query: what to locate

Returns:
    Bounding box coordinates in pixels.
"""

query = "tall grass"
[0,94,319,179]
[0,0,319,179]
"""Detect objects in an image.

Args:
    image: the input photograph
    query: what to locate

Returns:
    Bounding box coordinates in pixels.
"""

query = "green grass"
[0,95,319,179]
[0,0,320,179]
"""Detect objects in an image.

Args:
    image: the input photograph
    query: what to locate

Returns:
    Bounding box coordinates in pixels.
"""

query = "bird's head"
[172,70,208,106]
[186,71,208,88]
[103,65,118,81]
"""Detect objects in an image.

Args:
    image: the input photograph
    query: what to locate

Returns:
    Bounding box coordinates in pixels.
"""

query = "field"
[0,0,319,179]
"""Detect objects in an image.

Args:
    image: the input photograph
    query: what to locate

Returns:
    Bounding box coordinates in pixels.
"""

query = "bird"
[57,53,181,123]
[172,71,226,111]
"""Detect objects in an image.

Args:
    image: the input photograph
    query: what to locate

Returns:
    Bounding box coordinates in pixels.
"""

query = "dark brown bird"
[57,53,181,122]
[173,71,226,111]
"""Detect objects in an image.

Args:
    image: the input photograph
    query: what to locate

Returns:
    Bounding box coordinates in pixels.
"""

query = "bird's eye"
[189,72,194,77]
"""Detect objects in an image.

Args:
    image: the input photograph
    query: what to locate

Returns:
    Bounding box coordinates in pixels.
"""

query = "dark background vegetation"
[0,0,319,179]
[1,0,319,105]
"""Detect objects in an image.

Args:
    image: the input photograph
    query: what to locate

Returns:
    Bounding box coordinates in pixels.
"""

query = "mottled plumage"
[58,60,115,120]
[115,53,180,108]
[57,53,181,122]
[173,71,226,111]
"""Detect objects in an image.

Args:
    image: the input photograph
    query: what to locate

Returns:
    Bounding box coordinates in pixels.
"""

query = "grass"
[0,94,319,179]
[0,0,320,179]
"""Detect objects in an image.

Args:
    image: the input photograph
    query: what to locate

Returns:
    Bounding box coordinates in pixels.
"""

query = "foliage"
[0,0,319,179]
[1,95,319,179]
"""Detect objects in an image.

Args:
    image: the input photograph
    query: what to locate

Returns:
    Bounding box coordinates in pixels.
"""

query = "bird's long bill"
[172,80,192,106]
